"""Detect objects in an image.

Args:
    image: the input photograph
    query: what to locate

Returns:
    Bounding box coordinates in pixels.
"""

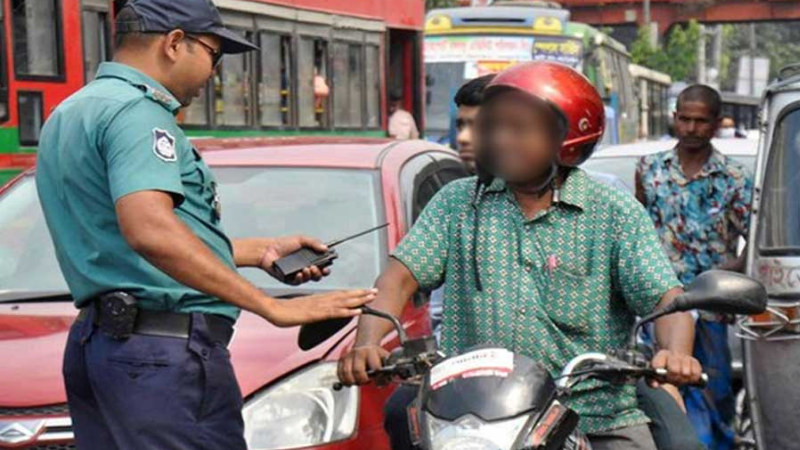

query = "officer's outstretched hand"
[266,289,377,327]
[260,235,330,285]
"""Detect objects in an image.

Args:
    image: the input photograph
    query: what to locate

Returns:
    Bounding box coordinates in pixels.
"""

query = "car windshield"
[759,107,800,254]
[583,153,757,193]
[0,168,385,301]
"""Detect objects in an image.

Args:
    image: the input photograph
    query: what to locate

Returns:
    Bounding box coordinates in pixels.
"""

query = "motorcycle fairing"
[421,346,558,422]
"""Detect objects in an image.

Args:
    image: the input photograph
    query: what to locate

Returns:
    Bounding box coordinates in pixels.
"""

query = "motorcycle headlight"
[426,412,531,450]
[243,362,359,450]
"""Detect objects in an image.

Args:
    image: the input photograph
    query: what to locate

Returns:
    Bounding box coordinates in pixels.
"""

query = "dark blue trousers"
[63,309,246,450]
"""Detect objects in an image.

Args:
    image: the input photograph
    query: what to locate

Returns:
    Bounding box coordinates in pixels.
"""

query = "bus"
[0,0,426,185]
[629,63,671,140]
[423,2,639,146]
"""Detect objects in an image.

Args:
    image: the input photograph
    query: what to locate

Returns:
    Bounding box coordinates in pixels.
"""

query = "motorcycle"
[320,271,767,450]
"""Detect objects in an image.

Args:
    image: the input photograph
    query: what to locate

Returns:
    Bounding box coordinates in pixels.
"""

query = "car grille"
[27,445,76,450]
[0,405,69,417]
[0,405,73,447]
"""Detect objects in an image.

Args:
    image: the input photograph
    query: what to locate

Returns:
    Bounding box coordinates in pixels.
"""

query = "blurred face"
[720,117,735,129]
[389,100,401,115]
[455,105,480,172]
[477,91,561,184]
[674,100,719,152]
[168,32,221,106]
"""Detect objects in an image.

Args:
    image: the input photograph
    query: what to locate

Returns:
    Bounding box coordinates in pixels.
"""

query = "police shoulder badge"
[152,128,177,162]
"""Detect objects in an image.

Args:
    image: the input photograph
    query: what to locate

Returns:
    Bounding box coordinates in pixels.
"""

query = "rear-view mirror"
[673,270,767,315]
[298,317,353,351]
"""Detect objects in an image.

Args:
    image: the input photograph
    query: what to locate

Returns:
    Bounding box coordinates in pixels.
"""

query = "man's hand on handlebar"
[649,349,702,387]
[337,345,389,386]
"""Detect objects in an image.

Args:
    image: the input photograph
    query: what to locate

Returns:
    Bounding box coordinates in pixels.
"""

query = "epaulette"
[136,83,182,115]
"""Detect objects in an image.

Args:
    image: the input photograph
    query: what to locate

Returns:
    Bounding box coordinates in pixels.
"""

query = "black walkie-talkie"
[272,223,389,283]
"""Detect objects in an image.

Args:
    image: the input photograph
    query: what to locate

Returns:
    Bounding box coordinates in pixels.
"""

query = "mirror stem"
[362,306,409,345]
[628,303,678,348]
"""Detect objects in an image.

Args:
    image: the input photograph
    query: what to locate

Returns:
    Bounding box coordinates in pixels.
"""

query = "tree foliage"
[631,20,701,83]
[427,0,460,9]
[720,23,800,91]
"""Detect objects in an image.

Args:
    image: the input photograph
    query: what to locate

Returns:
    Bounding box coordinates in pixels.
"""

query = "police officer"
[35,1,376,449]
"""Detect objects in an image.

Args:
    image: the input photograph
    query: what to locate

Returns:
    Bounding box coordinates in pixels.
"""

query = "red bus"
[0,0,426,184]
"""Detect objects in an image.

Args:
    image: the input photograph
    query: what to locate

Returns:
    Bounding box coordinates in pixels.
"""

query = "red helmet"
[483,61,605,167]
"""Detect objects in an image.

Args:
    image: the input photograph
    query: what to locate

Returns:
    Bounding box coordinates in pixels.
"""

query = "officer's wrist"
[232,238,275,268]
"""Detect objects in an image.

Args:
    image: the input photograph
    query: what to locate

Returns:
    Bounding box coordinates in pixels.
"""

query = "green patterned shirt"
[393,169,680,434]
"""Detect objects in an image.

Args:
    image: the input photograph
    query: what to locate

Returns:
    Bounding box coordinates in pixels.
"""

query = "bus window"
[298,38,329,128]
[424,62,462,137]
[599,48,620,101]
[18,91,43,146]
[0,6,8,123]
[332,42,363,128]
[616,53,636,121]
[11,0,63,78]
[214,35,252,127]
[82,8,112,82]
[259,32,290,127]
[313,40,330,127]
[365,44,381,128]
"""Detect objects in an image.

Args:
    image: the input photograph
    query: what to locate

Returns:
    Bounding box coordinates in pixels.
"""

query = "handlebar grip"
[694,373,709,388]
[333,368,381,391]
[653,368,708,388]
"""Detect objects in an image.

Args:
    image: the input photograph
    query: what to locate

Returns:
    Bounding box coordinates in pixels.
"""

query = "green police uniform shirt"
[392,170,681,434]
[36,62,239,321]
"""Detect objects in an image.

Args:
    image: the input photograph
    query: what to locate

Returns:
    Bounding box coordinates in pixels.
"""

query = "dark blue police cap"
[117,0,258,54]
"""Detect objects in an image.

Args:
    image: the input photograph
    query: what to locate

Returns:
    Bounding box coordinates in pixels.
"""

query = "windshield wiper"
[0,290,72,303]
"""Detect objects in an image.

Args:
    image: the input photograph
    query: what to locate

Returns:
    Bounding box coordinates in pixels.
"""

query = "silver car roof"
[593,138,759,159]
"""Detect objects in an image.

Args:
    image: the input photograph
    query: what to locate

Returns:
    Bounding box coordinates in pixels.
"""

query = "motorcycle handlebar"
[557,352,708,389]
[651,368,708,388]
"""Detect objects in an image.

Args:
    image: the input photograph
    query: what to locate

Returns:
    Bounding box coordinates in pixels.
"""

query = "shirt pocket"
[542,264,594,336]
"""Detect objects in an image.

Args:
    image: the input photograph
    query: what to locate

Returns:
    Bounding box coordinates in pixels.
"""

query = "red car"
[0,137,468,450]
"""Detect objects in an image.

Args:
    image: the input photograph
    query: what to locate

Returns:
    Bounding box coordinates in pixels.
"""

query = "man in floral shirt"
[635,85,754,450]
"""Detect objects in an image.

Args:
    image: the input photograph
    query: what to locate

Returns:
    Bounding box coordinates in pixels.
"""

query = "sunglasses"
[185,35,223,68]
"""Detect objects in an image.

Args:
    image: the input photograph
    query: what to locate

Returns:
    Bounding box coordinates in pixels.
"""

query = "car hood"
[229,311,355,398]
[0,302,355,407]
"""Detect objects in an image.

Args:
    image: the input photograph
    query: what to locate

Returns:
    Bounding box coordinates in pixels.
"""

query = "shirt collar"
[665,146,727,177]
[482,168,588,211]
[95,62,182,114]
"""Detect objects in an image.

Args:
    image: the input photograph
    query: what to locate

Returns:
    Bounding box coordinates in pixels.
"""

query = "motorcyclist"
[338,61,702,450]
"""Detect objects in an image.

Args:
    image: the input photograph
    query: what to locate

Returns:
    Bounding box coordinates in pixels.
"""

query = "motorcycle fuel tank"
[420,346,557,422]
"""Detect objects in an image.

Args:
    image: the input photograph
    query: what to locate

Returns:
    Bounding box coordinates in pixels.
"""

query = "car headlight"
[243,362,359,450]
[426,413,530,450]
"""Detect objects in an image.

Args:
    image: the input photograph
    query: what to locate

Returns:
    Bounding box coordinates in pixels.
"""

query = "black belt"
[77,304,235,346]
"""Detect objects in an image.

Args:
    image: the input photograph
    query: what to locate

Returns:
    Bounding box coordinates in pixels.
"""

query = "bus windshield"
[424,34,583,136]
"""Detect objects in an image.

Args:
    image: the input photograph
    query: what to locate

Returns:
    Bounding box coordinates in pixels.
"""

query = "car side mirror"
[298,317,353,351]
[672,270,767,315]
